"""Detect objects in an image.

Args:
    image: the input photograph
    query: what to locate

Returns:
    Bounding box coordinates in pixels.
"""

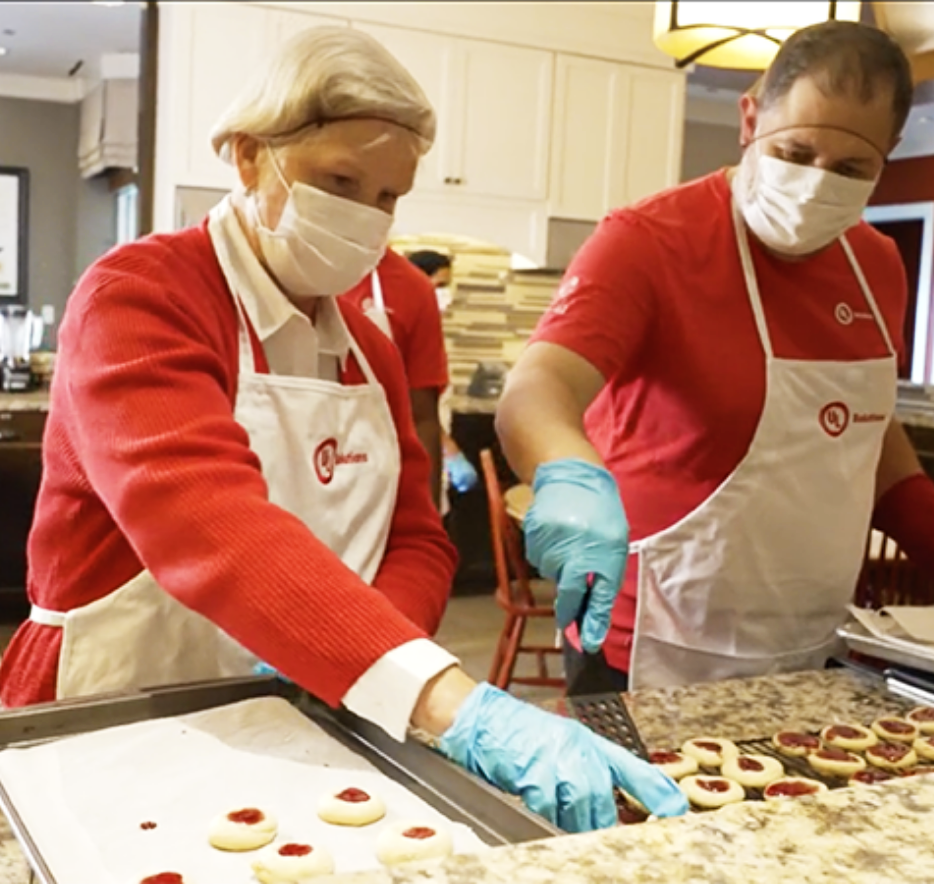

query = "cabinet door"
[350,21,457,195]
[624,68,685,205]
[548,55,630,220]
[453,40,554,201]
[183,3,271,189]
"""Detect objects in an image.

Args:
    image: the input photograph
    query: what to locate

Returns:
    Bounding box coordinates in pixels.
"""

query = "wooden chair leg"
[501,615,527,691]
[487,612,516,687]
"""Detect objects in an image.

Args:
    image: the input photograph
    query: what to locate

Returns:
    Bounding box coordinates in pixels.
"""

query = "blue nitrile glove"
[523,458,628,652]
[438,683,687,832]
[445,451,479,493]
[253,661,292,683]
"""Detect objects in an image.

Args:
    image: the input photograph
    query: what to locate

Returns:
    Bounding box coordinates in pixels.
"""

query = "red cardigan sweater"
[0,223,457,707]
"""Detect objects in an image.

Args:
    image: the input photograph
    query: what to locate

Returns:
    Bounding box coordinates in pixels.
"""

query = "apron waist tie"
[29,605,66,628]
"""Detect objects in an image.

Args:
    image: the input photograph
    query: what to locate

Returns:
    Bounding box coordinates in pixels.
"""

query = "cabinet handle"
[444,176,456,185]
[0,430,20,443]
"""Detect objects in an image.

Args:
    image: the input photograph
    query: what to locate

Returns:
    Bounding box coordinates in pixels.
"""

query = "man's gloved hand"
[445,451,479,493]
[438,683,686,832]
[523,458,629,652]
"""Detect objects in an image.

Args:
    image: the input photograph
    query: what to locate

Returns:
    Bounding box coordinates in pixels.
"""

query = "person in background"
[0,26,686,832]
[405,249,479,498]
[496,21,934,692]
[341,249,448,505]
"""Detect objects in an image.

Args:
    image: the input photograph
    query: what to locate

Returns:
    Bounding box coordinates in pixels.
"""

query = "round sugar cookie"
[649,750,698,781]
[913,735,934,763]
[866,742,917,771]
[317,787,386,827]
[720,754,784,789]
[375,821,454,867]
[251,842,335,883]
[681,737,739,769]
[907,706,934,735]
[849,768,896,787]
[679,775,745,809]
[208,807,277,852]
[771,731,821,758]
[807,747,866,778]
[820,723,877,752]
[872,717,919,744]
[763,777,828,800]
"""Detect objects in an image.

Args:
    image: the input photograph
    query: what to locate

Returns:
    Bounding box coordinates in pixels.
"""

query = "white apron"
[30,208,401,700]
[628,202,897,691]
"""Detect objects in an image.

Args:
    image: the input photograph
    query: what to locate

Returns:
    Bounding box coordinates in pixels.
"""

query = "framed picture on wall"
[0,167,28,302]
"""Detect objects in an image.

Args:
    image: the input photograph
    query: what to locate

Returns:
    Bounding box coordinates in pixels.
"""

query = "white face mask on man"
[250,147,392,297]
[733,147,877,257]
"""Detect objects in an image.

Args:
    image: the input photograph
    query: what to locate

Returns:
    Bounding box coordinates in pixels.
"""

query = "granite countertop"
[0,390,50,412]
[1,668,930,883]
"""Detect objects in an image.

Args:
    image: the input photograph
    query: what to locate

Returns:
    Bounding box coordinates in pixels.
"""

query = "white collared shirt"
[213,199,459,741]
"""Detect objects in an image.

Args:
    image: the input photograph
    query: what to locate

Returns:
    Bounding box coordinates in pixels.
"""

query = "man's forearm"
[496,366,603,484]
[875,418,924,502]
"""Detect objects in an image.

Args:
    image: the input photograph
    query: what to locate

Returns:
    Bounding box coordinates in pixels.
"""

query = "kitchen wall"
[680,120,741,182]
[0,95,116,322]
[871,155,934,205]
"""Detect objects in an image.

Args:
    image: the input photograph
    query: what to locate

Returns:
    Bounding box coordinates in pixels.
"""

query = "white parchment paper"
[0,697,488,884]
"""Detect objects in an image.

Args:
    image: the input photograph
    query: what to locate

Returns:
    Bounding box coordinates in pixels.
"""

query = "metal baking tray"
[837,621,934,676]
[0,676,559,884]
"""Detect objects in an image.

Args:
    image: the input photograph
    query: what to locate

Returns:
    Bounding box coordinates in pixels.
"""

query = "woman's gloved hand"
[524,458,629,652]
[438,683,687,833]
[445,451,479,493]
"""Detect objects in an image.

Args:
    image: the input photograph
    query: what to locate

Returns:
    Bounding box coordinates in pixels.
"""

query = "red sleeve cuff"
[873,472,934,577]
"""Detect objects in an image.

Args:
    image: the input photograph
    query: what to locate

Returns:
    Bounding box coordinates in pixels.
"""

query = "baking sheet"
[0,697,489,883]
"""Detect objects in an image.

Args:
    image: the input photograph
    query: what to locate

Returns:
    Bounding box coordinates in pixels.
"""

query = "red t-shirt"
[341,249,449,391]
[532,170,907,672]
[0,222,456,707]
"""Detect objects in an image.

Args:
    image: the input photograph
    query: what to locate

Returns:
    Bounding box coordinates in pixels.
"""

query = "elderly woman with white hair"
[0,28,685,831]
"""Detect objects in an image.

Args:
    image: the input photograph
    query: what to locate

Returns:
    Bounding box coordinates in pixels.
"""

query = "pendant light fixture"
[653,2,862,70]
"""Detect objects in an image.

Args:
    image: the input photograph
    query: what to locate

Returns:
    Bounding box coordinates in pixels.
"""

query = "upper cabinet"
[350,23,553,203]
[549,55,685,222]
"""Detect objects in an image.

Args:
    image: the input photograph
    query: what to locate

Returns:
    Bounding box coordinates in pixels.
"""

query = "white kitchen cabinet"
[549,56,685,221]
[266,8,348,54]
[349,24,553,202]
[348,22,456,197]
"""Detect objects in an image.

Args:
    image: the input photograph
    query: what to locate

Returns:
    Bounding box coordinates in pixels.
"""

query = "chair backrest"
[479,449,539,610]
[856,529,934,608]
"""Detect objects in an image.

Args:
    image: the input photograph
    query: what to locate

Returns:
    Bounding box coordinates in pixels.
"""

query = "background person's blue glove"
[445,451,479,493]
[438,683,687,832]
[523,458,628,652]
[253,661,292,683]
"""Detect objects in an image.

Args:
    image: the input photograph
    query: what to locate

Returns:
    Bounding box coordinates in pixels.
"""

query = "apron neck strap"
[371,270,385,312]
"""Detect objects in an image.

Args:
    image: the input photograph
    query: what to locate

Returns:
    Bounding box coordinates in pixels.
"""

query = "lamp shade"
[872,2,934,84]
[654,1,862,70]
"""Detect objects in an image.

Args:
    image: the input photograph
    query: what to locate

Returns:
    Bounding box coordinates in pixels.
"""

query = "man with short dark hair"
[496,21,932,691]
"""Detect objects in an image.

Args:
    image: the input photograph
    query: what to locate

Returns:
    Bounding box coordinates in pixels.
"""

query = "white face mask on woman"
[251,147,392,297]
[733,147,877,257]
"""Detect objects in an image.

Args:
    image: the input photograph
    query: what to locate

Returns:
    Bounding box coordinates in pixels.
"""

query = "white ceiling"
[0,1,140,79]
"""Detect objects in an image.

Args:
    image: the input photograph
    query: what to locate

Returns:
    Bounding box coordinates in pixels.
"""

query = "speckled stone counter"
[0,669,928,883]
[0,390,49,412]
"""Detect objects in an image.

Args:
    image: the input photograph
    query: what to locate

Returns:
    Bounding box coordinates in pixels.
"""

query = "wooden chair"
[855,529,934,608]
[479,449,564,691]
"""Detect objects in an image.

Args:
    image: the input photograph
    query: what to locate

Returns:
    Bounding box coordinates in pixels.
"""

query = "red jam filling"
[336,788,371,803]
[869,744,909,761]
[879,719,915,735]
[227,808,264,825]
[737,757,764,772]
[777,732,820,749]
[817,747,853,762]
[139,821,157,831]
[279,844,313,857]
[902,768,931,778]
[852,769,894,784]
[698,778,730,793]
[402,826,436,840]
[909,707,934,722]
[650,751,682,765]
[826,725,863,740]
[140,875,183,884]
[766,781,817,797]
[616,803,650,825]
[693,741,723,753]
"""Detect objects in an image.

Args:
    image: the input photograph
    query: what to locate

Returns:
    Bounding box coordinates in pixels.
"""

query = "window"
[115,183,139,245]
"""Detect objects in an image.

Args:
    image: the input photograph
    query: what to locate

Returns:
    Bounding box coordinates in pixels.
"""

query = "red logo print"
[819,402,850,438]
[314,438,338,485]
